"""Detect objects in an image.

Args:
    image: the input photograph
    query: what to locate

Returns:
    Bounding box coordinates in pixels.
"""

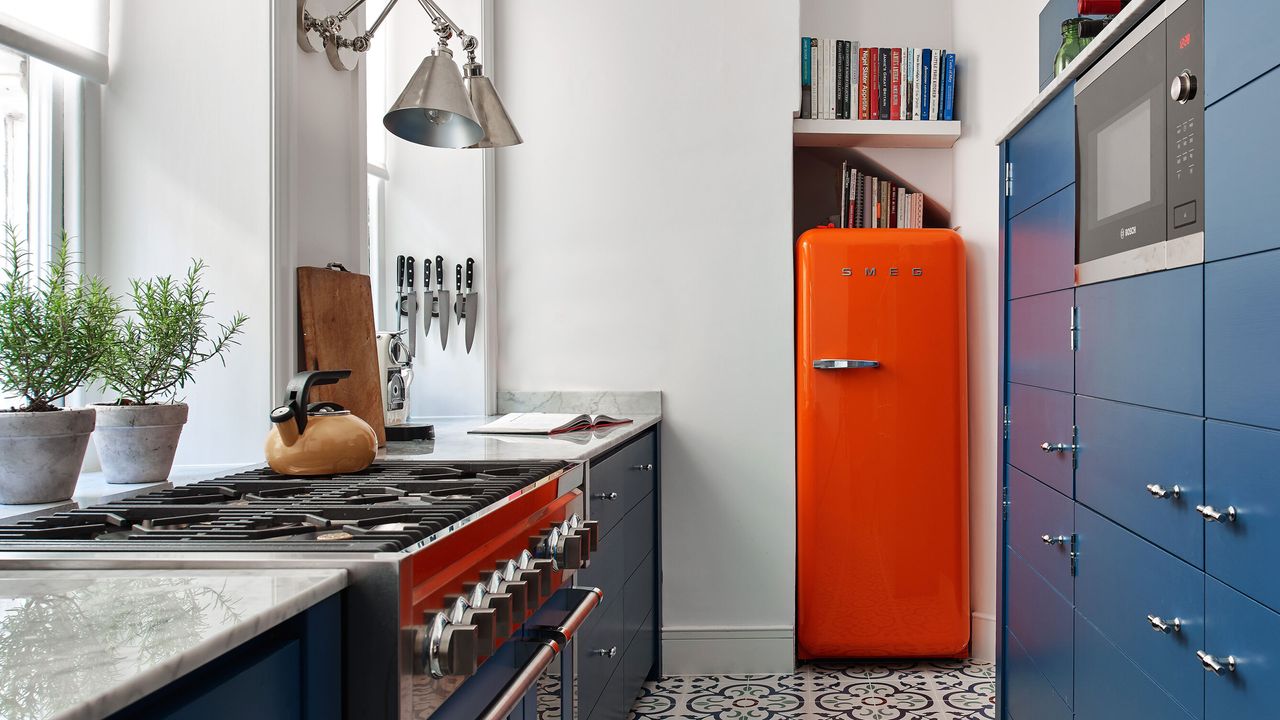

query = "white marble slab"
[384,414,661,463]
[0,568,346,720]
[496,390,662,416]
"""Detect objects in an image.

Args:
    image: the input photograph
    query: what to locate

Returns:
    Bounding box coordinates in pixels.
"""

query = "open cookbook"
[469,413,633,436]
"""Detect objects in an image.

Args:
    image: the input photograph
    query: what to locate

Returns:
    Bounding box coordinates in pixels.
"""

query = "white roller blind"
[0,0,107,82]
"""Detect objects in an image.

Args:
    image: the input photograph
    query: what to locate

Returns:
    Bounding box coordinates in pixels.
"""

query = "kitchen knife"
[436,255,450,350]
[422,257,433,341]
[454,264,464,325]
[395,255,407,333]
[404,256,418,358]
[463,257,478,354]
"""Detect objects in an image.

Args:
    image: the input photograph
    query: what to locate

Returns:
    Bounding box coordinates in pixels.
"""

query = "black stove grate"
[0,460,568,552]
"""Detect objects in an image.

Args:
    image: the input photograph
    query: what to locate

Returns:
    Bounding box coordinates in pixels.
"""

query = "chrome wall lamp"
[297,0,521,149]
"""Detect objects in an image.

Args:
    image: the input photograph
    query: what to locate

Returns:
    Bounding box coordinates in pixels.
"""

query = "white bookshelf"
[793,119,962,149]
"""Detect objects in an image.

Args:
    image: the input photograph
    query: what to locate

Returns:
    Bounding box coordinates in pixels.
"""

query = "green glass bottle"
[1054,18,1091,76]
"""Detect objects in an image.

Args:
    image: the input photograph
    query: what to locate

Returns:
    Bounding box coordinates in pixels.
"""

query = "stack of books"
[800,40,956,122]
[838,161,927,229]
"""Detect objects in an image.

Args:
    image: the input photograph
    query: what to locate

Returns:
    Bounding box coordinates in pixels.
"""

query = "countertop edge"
[996,0,1163,144]
[49,569,348,720]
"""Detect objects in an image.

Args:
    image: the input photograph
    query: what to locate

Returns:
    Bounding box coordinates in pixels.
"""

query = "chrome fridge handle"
[813,359,880,370]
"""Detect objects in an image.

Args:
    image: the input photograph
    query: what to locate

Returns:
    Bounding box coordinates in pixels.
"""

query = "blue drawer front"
[1008,465,1075,601]
[1205,66,1280,261]
[1206,251,1280,430]
[1007,548,1074,707]
[1075,613,1196,720]
[1205,0,1280,106]
[1009,186,1076,299]
[1009,289,1074,393]
[1008,384,1075,496]
[1205,578,1280,720]
[1005,630,1072,720]
[1075,396,1205,566]
[1008,88,1076,219]
[1077,267,1204,415]
[1204,420,1280,613]
[1074,507,1205,717]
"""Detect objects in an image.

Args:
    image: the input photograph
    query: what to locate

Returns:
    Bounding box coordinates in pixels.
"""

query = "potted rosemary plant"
[0,227,119,504]
[93,261,247,484]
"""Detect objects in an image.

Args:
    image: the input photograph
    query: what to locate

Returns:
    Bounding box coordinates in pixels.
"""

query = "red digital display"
[1180,32,1192,50]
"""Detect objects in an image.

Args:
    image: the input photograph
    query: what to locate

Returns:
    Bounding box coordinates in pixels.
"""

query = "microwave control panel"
[1167,0,1204,238]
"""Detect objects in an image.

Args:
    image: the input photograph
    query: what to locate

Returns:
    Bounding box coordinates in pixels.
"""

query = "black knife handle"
[436,255,445,288]
[397,255,406,289]
[424,257,432,291]
[465,258,474,292]
[406,256,415,289]
[455,264,463,292]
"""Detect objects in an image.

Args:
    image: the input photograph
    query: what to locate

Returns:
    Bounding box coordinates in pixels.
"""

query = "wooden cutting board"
[297,265,387,447]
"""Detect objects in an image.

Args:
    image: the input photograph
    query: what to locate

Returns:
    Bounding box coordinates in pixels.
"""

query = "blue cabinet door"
[1205,578,1280,720]
[1009,289,1075,393]
[1008,384,1075,497]
[1008,466,1075,601]
[1075,396,1204,566]
[1205,66,1280,261]
[1007,88,1076,219]
[1076,267,1204,415]
[1206,0,1280,106]
[1075,612,1196,720]
[1005,630,1072,720]
[1204,421,1280,614]
[1009,186,1076,299]
[1206,250,1280,431]
[1007,548,1074,708]
[1074,507,1205,717]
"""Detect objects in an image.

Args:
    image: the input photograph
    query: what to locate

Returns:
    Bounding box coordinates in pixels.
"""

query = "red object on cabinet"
[1079,0,1123,14]
[795,228,970,659]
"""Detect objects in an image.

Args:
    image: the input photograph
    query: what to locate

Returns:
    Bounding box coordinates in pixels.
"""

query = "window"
[365,0,390,328]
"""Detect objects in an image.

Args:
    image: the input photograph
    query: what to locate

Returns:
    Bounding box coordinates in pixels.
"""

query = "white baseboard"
[662,626,795,675]
[971,611,996,662]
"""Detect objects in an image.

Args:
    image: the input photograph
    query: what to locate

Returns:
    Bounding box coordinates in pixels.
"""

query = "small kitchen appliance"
[0,459,599,719]
[795,228,969,659]
[266,370,379,476]
[1074,0,1203,284]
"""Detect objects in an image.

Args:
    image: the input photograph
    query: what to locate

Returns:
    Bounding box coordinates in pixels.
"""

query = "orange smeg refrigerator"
[795,228,969,659]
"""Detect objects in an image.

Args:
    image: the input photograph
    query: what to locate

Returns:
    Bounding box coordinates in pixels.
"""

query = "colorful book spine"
[889,48,902,120]
[878,48,890,120]
[858,47,870,119]
[810,38,819,120]
[929,48,943,120]
[912,48,924,120]
[943,53,956,121]
[845,42,856,120]
[868,48,879,120]
[920,48,932,121]
[904,48,913,121]
[835,40,845,120]
[801,38,812,119]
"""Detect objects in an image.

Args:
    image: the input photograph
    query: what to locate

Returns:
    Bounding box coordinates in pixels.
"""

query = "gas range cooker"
[0,459,602,720]
[0,461,564,552]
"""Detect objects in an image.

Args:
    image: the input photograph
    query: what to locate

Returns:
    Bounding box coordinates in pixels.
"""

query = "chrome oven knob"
[462,581,513,629]
[484,570,529,621]
[442,592,496,655]
[417,608,478,678]
[497,559,542,607]
[581,520,600,552]
[1170,71,1197,104]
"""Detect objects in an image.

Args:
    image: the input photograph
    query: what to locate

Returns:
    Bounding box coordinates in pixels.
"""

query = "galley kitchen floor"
[626,660,995,719]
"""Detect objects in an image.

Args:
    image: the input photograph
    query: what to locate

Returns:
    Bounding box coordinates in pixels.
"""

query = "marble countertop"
[0,568,347,720]
[383,414,662,463]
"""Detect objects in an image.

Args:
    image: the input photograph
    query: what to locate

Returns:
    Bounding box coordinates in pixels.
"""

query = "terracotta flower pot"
[92,403,189,484]
[0,407,95,503]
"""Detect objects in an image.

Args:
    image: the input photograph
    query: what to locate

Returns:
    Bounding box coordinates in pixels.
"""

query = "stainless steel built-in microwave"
[1075,0,1203,285]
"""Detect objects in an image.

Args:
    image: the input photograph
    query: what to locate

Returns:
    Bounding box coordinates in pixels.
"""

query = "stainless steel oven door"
[428,587,602,720]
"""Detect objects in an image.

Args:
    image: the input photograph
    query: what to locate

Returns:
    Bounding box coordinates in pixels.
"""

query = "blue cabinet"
[1007,88,1076,219]
[1076,267,1204,415]
[1205,578,1280,720]
[1204,420,1280,614]
[1206,250,1280,431]
[1008,384,1075,497]
[1009,186,1076,299]
[1205,66,1280,261]
[1008,289,1075,393]
[1005,630,1072,720]
[1007,549,1074,709]
[1074,613,1195,720]
[1007,466,1074,601]
[1205,0,1280,106]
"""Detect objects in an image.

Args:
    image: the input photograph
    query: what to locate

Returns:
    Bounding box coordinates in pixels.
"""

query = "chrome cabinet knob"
[590,646,618,658]
[631,463,654,472]
[591,491,620,501]
[1146,483,1182,500]
[1196,504,1237,523]
[1147,614,1182,633]
[1170,71,1197,103]
[1197,650,1236,674]
[1041,534,1069,546]
[1041,442,1077,454]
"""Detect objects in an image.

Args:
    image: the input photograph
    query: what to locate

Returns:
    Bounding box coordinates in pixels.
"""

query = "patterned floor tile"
[629,660,994,720]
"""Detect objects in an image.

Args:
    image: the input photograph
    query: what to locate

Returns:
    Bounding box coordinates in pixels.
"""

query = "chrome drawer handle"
[631,464,654,472]
[813,359,879,370]
[591,492,619,501]
[1041,534,1069,546]
[1147,615,1182,634]
[1197,650,1236,674]
[1146,484,1182,500]
[590,646,618,658]
[1196,505,1237,523]
[1040,442,1078,454]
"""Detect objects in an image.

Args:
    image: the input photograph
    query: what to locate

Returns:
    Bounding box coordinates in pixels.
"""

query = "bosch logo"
[1120,226,1138,240]
[841,267,924,277]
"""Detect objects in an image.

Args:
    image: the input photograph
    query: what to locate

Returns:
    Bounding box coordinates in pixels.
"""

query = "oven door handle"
[476,642,559,720]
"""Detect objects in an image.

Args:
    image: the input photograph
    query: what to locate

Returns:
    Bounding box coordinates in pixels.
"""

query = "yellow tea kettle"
[265,370,378,476]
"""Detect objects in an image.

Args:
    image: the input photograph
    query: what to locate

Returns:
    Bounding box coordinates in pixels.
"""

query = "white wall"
[100,0,272,466]
[495,0,799,674]
[951,0,1041,662]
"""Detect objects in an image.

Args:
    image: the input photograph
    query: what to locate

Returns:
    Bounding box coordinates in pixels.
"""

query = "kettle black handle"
[275,370,351,434]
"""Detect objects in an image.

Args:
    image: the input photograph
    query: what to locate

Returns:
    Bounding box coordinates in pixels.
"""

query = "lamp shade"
[383,47,484,149]
[463,64,522,148]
